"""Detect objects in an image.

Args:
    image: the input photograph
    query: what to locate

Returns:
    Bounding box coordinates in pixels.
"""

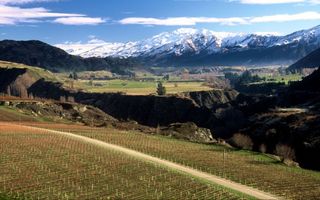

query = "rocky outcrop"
[0,67,242,138]
[74,92,214,127]
[2,100,117,126]
[239,109,320,170]
[183,89,238,110]
[24,77,240,137]
[0,68,234,143]
[160,122,214,143]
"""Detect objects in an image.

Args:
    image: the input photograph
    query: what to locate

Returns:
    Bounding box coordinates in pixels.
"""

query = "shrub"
[230,133,253,150]
[259,144,267,153]
[156,82,166,96]
[275,144,296,161]
[60,96,66,102]
[67,96,75,103]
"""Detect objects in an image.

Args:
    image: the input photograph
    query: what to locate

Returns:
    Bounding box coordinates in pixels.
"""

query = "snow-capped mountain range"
[56,25,320,66]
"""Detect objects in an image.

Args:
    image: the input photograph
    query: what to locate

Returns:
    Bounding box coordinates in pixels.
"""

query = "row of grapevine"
[41,124,320,200]
[0,124,247,200]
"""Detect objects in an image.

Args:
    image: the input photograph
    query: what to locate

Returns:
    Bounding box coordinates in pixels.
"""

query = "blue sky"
[1,0,320,44]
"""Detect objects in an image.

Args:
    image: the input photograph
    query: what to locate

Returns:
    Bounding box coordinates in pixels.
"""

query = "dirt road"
[4,123,279,200]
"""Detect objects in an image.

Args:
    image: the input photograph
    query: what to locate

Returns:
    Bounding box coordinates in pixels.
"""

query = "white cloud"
[0,1,106,26]
[234,0,304,4]
[0,0,61,5]
[87,35,106,43]
[232,0,320,4]
[0,17,15,25]
[0,0,59,5]
[0,4,83,25]
[254,32,282,36]
[250,11,320,23]
[119,11,320,26]
[309,0,320,3]
[119,17,248,26]
[53,17,106,25]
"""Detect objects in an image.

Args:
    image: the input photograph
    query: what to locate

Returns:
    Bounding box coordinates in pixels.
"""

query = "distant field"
[259,74,303,84]
[36,124,320,200]
[70,79,212,95]
[0,123,248,200]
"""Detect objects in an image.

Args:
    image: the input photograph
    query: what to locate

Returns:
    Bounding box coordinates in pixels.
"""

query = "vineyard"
[30,123,320,200]
[0,107,38,122]
[0,123,250,200]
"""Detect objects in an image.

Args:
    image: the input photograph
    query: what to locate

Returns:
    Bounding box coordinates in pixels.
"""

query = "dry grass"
[0,107,38,122]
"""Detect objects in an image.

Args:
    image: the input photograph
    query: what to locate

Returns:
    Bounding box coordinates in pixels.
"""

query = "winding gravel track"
[3,123,279,200]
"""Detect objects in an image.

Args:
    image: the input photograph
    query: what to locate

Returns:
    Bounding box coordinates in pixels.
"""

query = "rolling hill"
[288,47,320,72]
[0,40,139,73]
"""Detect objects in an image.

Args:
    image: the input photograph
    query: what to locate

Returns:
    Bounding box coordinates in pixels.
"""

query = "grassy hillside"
[0,124,248,200]
[288,47,320,71]
[0,60,57,82]
[0,194,19,200]
[0,40,140,73]
[0,106,39,122]
[38,124,320,200]
[0,40,101,72]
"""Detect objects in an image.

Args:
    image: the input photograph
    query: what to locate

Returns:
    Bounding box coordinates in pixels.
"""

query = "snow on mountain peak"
[55,26,320,58]
[173,28,198,35]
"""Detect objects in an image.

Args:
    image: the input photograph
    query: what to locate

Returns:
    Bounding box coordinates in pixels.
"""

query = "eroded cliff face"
[183,90,239,110]
[0,68,39,98]
[24,77,241,137]
[75,92,215,127]
[0,68,257,139]
[2,67,320,170]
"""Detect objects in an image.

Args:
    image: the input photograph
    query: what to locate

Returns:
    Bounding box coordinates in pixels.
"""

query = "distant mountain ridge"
[0,40,139,72]
[288,47,320,72]
[56,25,320,67]
[1,25,320,71]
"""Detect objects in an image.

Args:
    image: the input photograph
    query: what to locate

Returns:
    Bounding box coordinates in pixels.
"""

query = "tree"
[163,74,170,81]
[230,133,253,150]
[73,72,79,80]
[6,86,11,96]
[275,144,296,161]
[157,82,166,96]
[60,96,66,102]
[28,93,34,100]
[89,79,93,86]
[67,96,75,103]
